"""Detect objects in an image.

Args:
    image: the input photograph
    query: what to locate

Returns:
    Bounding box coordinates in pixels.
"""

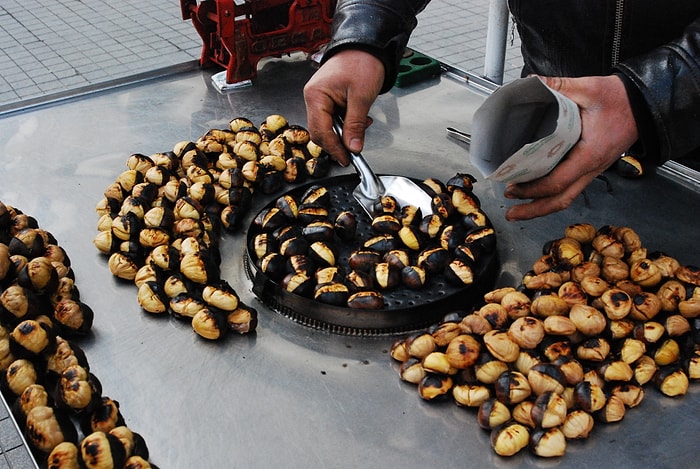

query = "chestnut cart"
[0,55,698,468]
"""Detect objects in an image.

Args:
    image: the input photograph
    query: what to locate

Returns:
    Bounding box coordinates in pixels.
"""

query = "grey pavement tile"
[58,53,90,66]
[4,445,35,469]
[110,47,134,59]
[1,71,31,86]
[29,43,55,58]
[137,48,167,61]
[52,67,78,80]
[76,61,106,74]
[41,56,67,68]
[59,75,89,87]
[31,72,58,86]
[38,80,65,93]
[0,418,22,450]
[122,41,156,54]
[0,84,16,98]
[82,69,110,81]
[0,31,15,44]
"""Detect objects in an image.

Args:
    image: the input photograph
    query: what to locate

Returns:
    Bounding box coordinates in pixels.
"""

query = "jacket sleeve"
[615,18,700,163]
[322,0,432,93]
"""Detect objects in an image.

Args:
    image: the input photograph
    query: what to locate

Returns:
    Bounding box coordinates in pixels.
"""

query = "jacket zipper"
[611,0,624,66]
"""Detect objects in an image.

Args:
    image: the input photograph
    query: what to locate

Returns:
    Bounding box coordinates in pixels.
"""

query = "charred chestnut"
[417,247,450,275]
[494,370,531,405]
[531,391,568,430]
[418,372,453,401]
[346,290,384,310]
[418,214,443,239]
[281,273,314,298]
[374,195,399,215]
[373,262,400,289]
[334,211,357,242]
[302,221,335,243]
[308,241,336,268]
[371,214,401,235]
[300,185,330,207]
[397,225,427,251]
[363,234,398,253]
[401,265,426,290]
[25,405,78,455]
[431,193,454,219]
[314,282,350,306]
[527,363,566,396]
[297,204,329,225]
[79,430,127,469]
[226,303,258,334]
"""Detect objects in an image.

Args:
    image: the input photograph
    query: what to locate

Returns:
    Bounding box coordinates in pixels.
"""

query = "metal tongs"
[332,114,433,218]
[446,127,471,146]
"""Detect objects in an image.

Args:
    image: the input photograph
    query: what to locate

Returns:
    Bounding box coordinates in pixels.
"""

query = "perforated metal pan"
[245,175,499,335]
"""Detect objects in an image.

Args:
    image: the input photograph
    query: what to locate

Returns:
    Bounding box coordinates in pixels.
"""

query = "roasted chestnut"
[314,282,350,306]
[373,195,399,215]
[494,370,531,405]
[79,430,127,469]
[478,398,511,430]
[418,372,453,400]
[302,221,335,242]
[191,307,228,340]
[397,225,427,251]
[25,405,78,454]
[417,247,450,275]
[490,421,529,457]
[334,211,357,242]
[401,265,426,290]
[529,427,567,457]
[348,250,381,272]
[226,303,258,334]
[527,363,566,396]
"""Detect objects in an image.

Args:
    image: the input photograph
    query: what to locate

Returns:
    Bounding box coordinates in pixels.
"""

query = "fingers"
[503,75,639,221]
[317,113,352,167]
[504,174,593,221]
[303,82,351,166]
[340,110,370,155]
[303,50,385,167]
[536,76,591,106]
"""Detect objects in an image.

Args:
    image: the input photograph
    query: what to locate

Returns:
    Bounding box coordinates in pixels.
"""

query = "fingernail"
[349,138,362,152]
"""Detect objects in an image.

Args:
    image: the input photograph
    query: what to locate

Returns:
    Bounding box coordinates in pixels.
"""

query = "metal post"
[484,0,509,85]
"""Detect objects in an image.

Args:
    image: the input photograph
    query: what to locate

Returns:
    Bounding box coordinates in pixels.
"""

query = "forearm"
[615,17,700,163]
[323,0,431,93]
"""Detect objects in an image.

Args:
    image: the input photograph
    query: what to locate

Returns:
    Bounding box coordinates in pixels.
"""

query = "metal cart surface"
[0,55,698,468]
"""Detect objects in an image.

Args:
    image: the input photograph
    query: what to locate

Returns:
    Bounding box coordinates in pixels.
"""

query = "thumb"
[536,76,588,103]
[536,75,568,92]
[340,111,372,154]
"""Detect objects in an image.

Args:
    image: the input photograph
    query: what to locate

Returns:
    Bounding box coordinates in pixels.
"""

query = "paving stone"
[0,0,521,136]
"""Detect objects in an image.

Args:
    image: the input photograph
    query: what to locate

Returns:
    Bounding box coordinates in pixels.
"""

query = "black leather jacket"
[322,0,700,163]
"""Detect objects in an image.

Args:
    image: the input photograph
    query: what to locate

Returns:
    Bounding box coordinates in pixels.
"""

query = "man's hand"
[303,49,385,166]
[504,75,639,221]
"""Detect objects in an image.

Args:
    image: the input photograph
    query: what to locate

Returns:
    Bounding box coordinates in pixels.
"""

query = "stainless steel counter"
[0,55,698,468]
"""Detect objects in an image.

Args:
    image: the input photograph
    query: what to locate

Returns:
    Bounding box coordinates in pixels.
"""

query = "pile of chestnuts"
[94,114,333,340]
[0,200,158,468]
[249,173,496,310]
[390,223,699,458]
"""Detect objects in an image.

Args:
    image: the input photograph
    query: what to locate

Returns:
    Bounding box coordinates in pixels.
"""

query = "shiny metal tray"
[0,56,698,468]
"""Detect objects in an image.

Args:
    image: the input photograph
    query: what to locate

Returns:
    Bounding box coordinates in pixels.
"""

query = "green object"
[394,49,441,88]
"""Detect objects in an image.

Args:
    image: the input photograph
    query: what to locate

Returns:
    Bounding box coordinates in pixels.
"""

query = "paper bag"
[469,76,581,184]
